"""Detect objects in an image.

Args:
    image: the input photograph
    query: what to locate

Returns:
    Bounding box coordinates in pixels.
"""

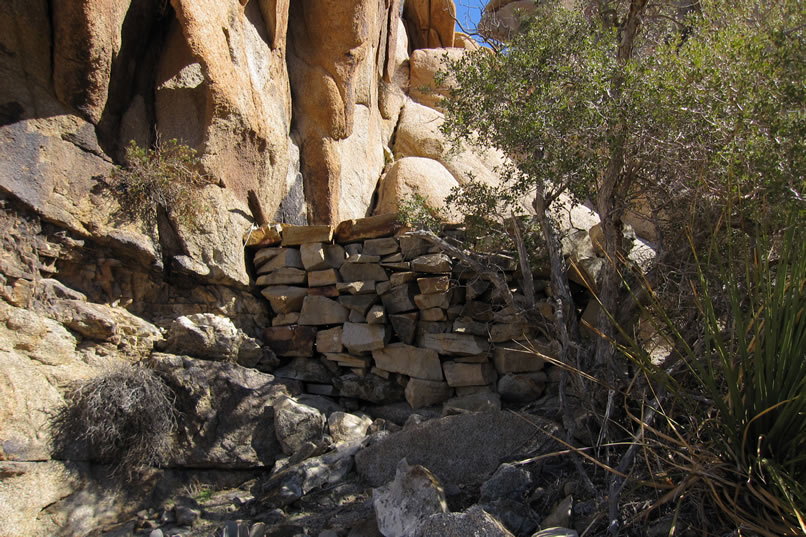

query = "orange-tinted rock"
[282,225,333,246]
[160,0,293,220]
[374,158,458,217]
[244,224,284,248]
[334,214,405,244]
[287,0,391,224]
[402,0,455,49]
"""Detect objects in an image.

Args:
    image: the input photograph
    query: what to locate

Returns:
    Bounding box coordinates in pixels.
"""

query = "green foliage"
[442,0,805,243]
[444,180,547,272]
[695,220,806,529]
[181,478,214,502]
[444,180,513,244]
[50,364,178,479]
[110,138,212,228]
[397,191,443,232]
[443,0,806,531]
[633,1,806,227]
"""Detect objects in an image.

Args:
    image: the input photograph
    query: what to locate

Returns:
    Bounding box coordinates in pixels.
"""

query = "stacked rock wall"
[249,215,561,409]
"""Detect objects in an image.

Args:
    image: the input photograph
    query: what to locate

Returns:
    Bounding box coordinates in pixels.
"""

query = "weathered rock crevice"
[94,0,171,157]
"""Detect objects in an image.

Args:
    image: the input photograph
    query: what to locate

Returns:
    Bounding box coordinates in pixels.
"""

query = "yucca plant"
[602,213,806,535]
[692,217,806,534]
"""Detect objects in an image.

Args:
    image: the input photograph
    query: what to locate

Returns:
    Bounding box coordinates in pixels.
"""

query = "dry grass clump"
[50,363,177,479]
[110,137,213,228]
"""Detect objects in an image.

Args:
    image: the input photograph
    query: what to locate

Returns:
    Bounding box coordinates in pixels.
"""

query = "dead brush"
[50,363,178,480]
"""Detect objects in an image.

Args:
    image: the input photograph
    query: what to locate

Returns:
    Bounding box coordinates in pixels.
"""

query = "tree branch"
[408,230,516,309]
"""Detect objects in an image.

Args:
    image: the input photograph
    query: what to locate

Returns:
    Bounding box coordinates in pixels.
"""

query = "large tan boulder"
[403,0,456,49]
[374,157,459,217]
[409,48,466,112]
[394,99,505,187]
[337,104,387,220]
[0,1,142,247]
[5,0,296,287]
[453,32,481,50]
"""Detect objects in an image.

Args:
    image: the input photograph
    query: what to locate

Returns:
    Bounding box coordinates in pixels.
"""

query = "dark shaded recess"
[276,169,307,226]
[155,205,186,276]
[0,101,25,127]
[95,0,173,159]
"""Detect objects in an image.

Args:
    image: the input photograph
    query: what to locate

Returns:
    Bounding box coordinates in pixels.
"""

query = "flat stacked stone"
[282,225,333,246]
[372,343,443,381]
[251,220,564,408]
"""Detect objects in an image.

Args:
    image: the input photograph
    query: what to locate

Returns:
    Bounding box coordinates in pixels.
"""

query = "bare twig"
[607,389,663,536]
[408,229,516,309]
[509,214,536,310]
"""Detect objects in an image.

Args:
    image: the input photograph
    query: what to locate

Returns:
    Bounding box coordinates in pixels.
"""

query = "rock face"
[287,0,397,223]
[0,0,489,291]
[273,396,327,455]
[479,0,540,41]
[152,354,282,468]
[375,157,460,217]
[393,99,505,188]
[409,48,464,111]
[355,411,536,487]
[161,313,263,366]
[403,0,456,49]
[420,505,515,537]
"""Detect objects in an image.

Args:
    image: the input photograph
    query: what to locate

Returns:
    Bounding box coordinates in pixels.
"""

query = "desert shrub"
[397,191,443,233]
[444,180,512,245]
[110,138,213,228]
[50,363,178,479]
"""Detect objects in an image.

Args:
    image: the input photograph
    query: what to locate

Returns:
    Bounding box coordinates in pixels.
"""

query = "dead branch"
[408,229,516,309]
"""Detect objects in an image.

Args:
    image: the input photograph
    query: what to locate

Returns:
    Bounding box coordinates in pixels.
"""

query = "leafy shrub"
[397,191,443,233]
[50,363,178,479]
[444,180,511,246]
[110,138,212,228]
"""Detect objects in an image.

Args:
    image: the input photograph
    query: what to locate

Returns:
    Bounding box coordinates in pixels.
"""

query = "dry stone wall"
[247,215,561,409]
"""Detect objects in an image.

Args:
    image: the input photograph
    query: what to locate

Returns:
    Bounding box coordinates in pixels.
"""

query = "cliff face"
[1,0,483,286]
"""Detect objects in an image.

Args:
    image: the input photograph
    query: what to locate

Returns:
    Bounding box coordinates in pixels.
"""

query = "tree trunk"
[533,189,582,405]
[593,0,648,370]
[533,191,578,342]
